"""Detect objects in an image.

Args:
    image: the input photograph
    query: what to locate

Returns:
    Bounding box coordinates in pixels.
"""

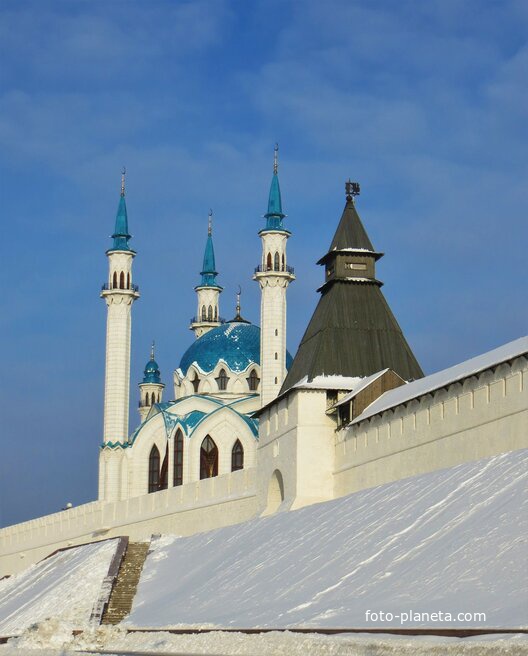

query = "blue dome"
[179,321,293,376]
[143,358,161,384]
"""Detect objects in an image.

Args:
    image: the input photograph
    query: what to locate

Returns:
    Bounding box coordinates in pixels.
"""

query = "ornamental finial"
[121,166,126,197]
[236,285,241,316]
[150,340,155,360]
[208,209,213,236]
[345,179,360,202]
[273,143,279,175]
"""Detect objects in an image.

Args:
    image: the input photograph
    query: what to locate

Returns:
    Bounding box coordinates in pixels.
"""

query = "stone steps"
[101,541,150,625]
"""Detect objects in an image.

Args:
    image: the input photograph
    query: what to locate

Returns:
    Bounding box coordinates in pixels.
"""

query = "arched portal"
[266,469,284,514]
[200,435,218,479]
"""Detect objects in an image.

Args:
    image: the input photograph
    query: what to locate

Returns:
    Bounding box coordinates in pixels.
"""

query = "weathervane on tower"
[345,179,360,202]
[121,167,126,197]
[273,143,279,174]
[208,209,213,236]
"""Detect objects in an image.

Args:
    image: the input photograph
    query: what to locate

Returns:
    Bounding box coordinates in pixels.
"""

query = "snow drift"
[127,449,528,629]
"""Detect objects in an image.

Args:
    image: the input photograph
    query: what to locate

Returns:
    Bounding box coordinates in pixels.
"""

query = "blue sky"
[0,0,526,526]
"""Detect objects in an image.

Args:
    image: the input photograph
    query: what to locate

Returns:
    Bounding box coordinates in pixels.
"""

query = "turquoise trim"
[143,358,161,384]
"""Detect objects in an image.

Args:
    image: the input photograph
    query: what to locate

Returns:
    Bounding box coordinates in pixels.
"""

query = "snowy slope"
[0,539,118,635]
[127,450,528,629]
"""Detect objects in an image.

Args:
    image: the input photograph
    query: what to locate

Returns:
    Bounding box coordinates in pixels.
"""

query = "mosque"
[0,148,526,576]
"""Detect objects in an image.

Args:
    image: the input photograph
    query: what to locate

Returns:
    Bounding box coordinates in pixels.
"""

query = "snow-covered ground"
[1,624,528,655]
[127,449,528,629]
[0,539,118,636]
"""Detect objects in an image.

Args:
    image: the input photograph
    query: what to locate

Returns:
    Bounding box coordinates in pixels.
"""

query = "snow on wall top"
[352,335,528,425]
[0,539,118,636]
[126,449,528,629]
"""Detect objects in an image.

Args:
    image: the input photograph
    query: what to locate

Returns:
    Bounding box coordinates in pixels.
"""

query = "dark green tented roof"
[326,199,374,253]
[281,280,423,391]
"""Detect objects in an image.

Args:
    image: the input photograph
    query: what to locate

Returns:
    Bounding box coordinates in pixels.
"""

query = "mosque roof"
[179,321,293,376]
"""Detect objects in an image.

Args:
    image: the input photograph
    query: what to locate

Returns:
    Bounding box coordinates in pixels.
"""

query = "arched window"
[119,271,125,289]
[200,435,218,479]
[148,445,160,493]
[201,305,207,321]
[275,352,278,360]
[247,368,260,391]
[231,439,244,472]
[214,307,218,321]
[126,273,130,289]
[112,272,118,288]
[274,252,280,271]
[191,371,200,393]
[266,253,272,270]
[216,368,229,391]
[281,254,285,271]
[173,429,184,487]
[159,444,169,490]
[151,392,156,406]
[275,329,278,336]
[208,305,213,321]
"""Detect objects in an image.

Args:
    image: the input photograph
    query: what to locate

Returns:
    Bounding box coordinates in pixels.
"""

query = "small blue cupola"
[110,169,132,251]
[143,342,162,384]
[264,144,285,230]
[200,210,220,287]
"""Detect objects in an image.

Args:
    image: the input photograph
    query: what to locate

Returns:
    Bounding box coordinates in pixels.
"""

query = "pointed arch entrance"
[265,469,284,514]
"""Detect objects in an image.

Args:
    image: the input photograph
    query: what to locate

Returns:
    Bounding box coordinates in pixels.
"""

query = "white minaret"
[253,145,295,406]
[138,342,165,422]
[190,210,223,338]
[99,170,139,501]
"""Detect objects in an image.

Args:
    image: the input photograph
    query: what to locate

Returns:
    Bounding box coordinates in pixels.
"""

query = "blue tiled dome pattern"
[179,322,293,376]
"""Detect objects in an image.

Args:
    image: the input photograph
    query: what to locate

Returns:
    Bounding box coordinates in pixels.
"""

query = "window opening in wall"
[148,445,160,493]
[126,273,130,289]
[275,329,278,336]
[201,306,206,321]
[281,254,285,271]
[266,253,272,270]
[274,352,278,360]
[200,435,218,479]
[274,376,278,384]
[216,368,229,391]
[159,444,169,490]
[214,306,218,321]
[173,429,184,486]
[247,368,260,391]
[113,272,117,288]
[274,252,280,271]
[208,305,213,321]
[119,271,125,289]
[191,371,200,393]
[231,439,244,471]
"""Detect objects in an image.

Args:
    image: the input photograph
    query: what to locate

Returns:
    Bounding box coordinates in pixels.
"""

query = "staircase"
[101,541,150,624]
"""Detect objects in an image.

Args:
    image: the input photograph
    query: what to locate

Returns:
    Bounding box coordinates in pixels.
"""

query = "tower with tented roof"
[138,342,164,422]
[281,180,423,392]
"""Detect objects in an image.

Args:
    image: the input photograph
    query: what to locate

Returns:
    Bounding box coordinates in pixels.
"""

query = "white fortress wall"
[0,467,257,577]
[334,354,528,496]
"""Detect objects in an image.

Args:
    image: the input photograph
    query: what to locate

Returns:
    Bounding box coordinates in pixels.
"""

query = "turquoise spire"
[143,342,161,384]
[264,144,285,230]
[110,168,132,251]
[200,210,219,287]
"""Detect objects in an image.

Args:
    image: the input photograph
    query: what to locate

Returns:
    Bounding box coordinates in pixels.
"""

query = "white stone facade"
[2,339,526,577]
